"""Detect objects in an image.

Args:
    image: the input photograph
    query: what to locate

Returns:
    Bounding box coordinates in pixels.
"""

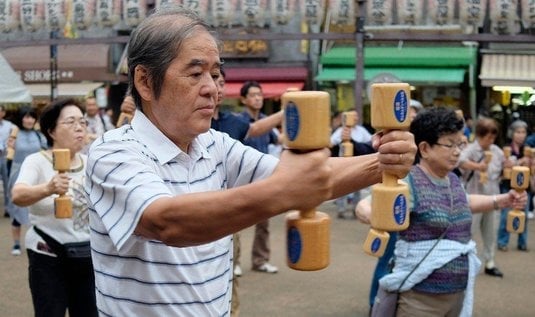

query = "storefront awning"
[224,82,305,99]
[315,67,466,85]
[225,67,308,82]
[479,54,535,87]
[320,46,477,67]
[26,82,104,98]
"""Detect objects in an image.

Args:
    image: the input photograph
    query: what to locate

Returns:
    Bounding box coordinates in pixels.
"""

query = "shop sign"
[521,0,535,29]
[397,0,424,25]
[0,0,20,33]
[459,0,487,27]
[19,69,75,82]
[44,0,67,31]
[271,0,294,25]
[20,0,45,32]
[221,39,269,58]
[428,0,455,25]
[301,0,326,25]
[122,0,146,27]
[329,0,355,25]
[96,0,121,28]
[366,0,393,26]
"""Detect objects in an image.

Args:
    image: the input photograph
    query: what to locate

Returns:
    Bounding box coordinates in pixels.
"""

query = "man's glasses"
[59,118,89,128]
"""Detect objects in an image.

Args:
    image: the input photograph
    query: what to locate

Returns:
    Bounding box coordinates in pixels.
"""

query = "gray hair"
[127,5,220,111]
[507,120,528,140]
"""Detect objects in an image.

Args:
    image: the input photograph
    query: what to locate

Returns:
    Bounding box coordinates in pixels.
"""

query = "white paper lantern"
[96,0,122,28]
[301,0,326,25]
[328,0,355,25]
[241,0,268,27]
[397,0,424,25]
[366,0,393,26]
[428,0,455,25]
[0,0,20,33]
[459,0,487,28]
[45,0,67,31]
[182,0,209,16]
[212,0,238,27]
[521,0,535,29]
[71,0,96,30]
[489,0,519,34]
[123,0,146,27]
[156,0,182,8]
[20,0,45,32]
[271,0,295,25]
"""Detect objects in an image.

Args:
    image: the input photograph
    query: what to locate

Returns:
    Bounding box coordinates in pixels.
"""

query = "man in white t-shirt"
[85,6,417,317]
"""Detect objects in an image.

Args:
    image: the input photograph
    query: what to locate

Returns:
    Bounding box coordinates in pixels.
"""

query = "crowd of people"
[0,4,533,317]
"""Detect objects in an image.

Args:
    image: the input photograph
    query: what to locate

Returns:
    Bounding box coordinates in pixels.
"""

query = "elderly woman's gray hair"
[507,120,529,140]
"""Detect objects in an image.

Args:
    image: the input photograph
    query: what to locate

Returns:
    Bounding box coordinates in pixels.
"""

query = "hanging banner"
[521,0,535,29]
[241,0,268,27]
[271,0,294,25]
[212,0,237,27]
[301,0,326,25]
[366,0,393,26]
[96,0,121,28]
[490,0,519,34]
[397,0,424,25]
[182,0,209,17]
[45,0,67,31]
[123,0,146,27]
[329,0,355,25]
[20,0,45,32]
[71,0,96,30]
[0,0,20,33]
[459,0,487,28]
[428,0,455,25]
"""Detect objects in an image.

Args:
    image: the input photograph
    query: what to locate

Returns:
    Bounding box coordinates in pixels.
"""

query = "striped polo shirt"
[85,111,278,316]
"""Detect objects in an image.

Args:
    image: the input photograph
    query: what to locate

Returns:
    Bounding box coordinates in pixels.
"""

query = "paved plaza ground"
[1,200,534,316]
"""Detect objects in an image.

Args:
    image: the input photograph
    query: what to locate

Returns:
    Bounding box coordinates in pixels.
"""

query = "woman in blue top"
[7,106,47,255]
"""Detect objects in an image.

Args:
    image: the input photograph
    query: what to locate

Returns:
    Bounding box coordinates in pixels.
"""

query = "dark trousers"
[27,249,97,317]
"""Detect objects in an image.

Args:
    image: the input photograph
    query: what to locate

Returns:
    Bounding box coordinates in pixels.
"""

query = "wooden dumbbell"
[53,149,72,219]
[339,111,357,157]
[283,90,331,271]
[506,166,529,233]
[479,151,492,184]
[502,146,512,179]
[6,126,19,161]
[363,83,411,257]
[524,146,534,175]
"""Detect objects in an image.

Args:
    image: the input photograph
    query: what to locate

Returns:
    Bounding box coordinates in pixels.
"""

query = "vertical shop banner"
[44,0,67,31]
[397,0,424,25]
[301,0,326,26]
[241,0,268,27]
[212,0,238,27]
[0,0,20,33]
[96,0,121,28]
[521,0,535,29]
[428,0,455,25]
[329,0,355,25]
[20,0,45,32]
[123,0,146,27]
[70,0,96,31]
[271,0,294,25]
[459,0,487,28]
[366,0,393,26]
[490,0,519,34]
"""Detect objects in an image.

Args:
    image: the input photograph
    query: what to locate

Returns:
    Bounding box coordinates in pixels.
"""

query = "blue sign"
[287,226,302,264]
[285,102,300,141]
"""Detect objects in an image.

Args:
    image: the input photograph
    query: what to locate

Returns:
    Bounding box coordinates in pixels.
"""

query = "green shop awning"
[320,46,477,67]
[315,67,466,85]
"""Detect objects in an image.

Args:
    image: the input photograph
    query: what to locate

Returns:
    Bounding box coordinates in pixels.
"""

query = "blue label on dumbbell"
[517,172,525,187]
[394,90,408,123]
[393,194,407,225]
[371,237,382,253]
[513,217,520,231]
[287,226,302,264]
[285,102,300,141]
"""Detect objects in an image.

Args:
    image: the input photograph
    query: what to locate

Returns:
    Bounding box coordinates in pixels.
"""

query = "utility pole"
[354,0,366,117]
[50,30,59,101]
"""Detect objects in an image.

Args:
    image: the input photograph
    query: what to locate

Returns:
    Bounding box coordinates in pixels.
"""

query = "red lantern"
[0,0,20,33]
[271,0,295,25]
[96,0,121,28]
[123,0,146,27]
[45,0,67,31]
[71,0,96,30]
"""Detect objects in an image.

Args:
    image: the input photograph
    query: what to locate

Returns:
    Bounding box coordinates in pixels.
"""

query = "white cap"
[410,99,423,110]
